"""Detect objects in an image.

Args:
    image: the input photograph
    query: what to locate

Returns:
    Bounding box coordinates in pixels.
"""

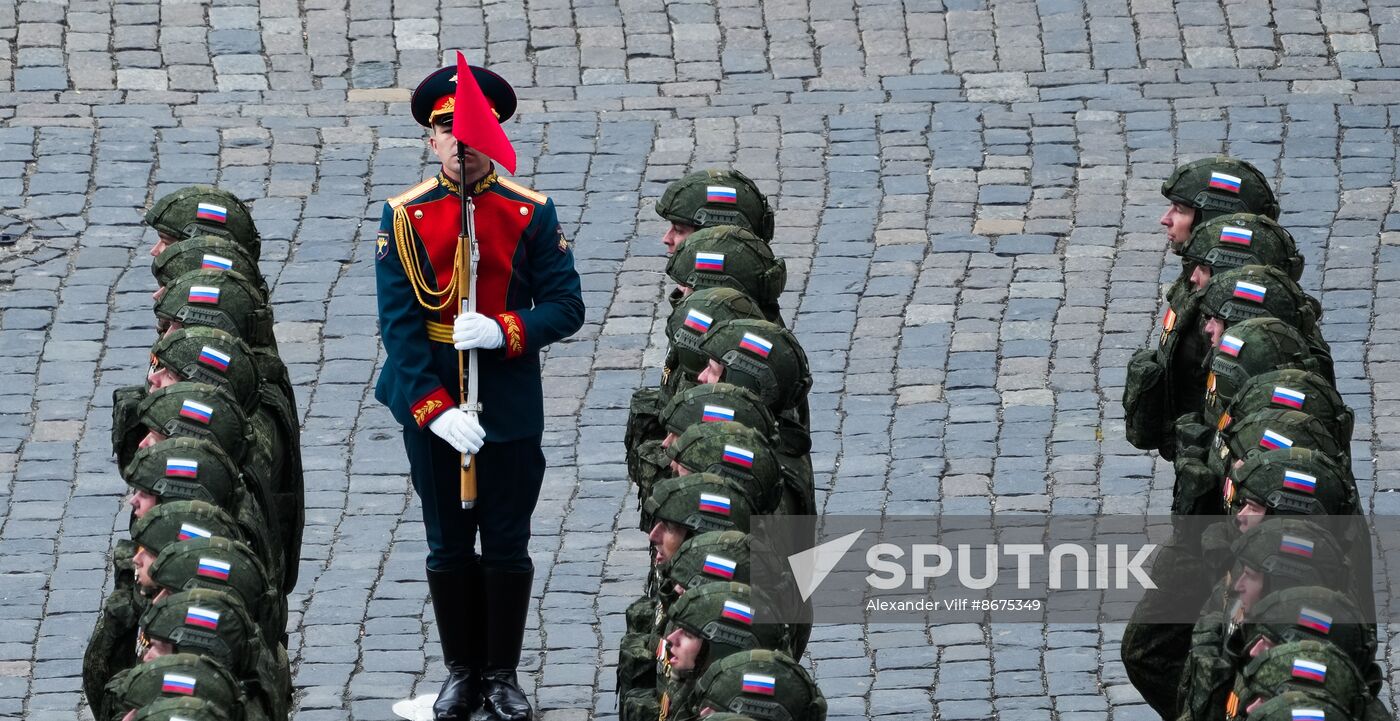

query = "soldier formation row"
[80,188,305,721]
[615,170,829,721]
[1120,158,1390,721]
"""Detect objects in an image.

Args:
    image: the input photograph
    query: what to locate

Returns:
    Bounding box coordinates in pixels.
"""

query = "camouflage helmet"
[135,382,252,464]
[644,472,757,536]
[656,169,775,241]
[697,319,811,414]
[140,589,259,672]
[660,531,753,609]
[151,235,264,297]
[702,715,760,721]
[1224,369,1352,452]
[1183,213,1304,281]
[1200,265,1319,336]
[666,582,792,679]
[1225,448,1358,518]
[1229,641,1369,720]
[1231,518,1349,594]
[122,437,241,509]
[666,226,786,314]
[1161,156,1280,226]
[150,328,261,411]
[1206,317,1320,419]
[145,185,260,260]
[149,537,275,621]
[129,696,234,721]
[1231,690,1354,721]
[154,269,274,346]
[1235,587,1374,674]
[668,289,767,379]
[666,421,781,513]
[660,383,778,443]
[690,649,827,721]
[104,653,243,717]
[131,500,243,561]
[1220,409,1349,472]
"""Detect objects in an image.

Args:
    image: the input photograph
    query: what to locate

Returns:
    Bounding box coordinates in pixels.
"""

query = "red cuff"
[497,312,526,359]
[411,387,455,428]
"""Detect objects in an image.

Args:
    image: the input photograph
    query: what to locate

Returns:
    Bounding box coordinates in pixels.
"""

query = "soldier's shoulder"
[388,177,440,209]
[493,177,550,206]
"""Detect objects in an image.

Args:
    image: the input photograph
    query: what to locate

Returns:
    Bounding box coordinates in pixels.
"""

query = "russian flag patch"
[706,185,738,204]
[1209,172,1242,193]
[196,202,228,223]
[1282,470,1318,494]
[683,309,713,333]
[201,253,234,271]
[197,557,233,581]
[1290,658,1327,683]
[702,554,737,579]
[1296,607,1332,634]
[1219,335,1244,357]
[179,399,214,424]
[1280,534,1315,558]
[188,285,221,304]
[698,493,732,516]
[178,523,212,541]
[165,458,199,478]
[161,673,197,695]
[184,606,221,630]
[1292,710,1327,721]
[722,444,755,469]
[1259,429,1293,450]
[1233,280,1267,303]
[695,252,726,272]
[1220,226,1253,245]
[739,332,772,358]
[741,673,776,695]
[1272,386,1306,409]
[198,346,232,371]
[701,405,735,423]
[722,599,754,625]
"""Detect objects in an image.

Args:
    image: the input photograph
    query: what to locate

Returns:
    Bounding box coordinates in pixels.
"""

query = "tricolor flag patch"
[165,458,199,478]
[698,493,732,516]
[1259,429,1293,450]
[184,606,221,630]
[1292,710,1327,721]
[722,599,754,625]
[1219,335,1244,357]
[695,252,726,272]
[1291,658,1327,683]
[161,673,198,695]
[1220,226,1254,245]
[1209,172,1243,193]
[706,185,738,204]
[723,444,755,469]
[179,399,214,424]
[684,309,714,333]
[1280,535,1315,558]
[741,673,776,696]
[196,203,229,223]
[198,346,232,371]
[739,333,773,359]
[188,285,221,305]
[701,405,736,423]
[201,254,234,271]
[1233,281,1267,303]
[1296,607,1333,634]
[702,554,737,579]
[178,523,212,541]
[1282,470,1318,494]
[197,557,232,581]
[1272,386,1306,409]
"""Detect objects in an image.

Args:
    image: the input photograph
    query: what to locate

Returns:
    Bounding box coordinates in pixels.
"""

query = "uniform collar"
[439,169,498,197]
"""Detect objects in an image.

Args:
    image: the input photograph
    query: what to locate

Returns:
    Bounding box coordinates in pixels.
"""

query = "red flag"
[450,52,516,175]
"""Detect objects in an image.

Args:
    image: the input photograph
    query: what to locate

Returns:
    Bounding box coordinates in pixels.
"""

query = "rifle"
[456,143,480,509]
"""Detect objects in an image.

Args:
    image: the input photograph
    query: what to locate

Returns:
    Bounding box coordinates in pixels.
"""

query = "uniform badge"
[376,231,390,261]
[557,227,572,253]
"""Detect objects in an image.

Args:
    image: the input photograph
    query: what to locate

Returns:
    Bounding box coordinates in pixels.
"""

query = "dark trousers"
[402,426,545,573]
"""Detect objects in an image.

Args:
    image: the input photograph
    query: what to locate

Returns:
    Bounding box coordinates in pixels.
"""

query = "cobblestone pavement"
[3,0,1400,719]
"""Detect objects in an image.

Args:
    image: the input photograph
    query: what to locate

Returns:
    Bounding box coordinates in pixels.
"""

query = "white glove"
[427,408,485,456]
[453,312,505,350]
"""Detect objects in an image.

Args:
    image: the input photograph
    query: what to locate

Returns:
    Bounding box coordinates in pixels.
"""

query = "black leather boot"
[427,565,485,721]
[480,566,534,721]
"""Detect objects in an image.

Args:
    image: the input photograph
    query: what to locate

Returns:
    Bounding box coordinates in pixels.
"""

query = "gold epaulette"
[389,177,438,209]
[497,177,548,204]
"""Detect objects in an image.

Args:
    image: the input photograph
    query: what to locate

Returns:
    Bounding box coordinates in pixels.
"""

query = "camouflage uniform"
[655,169,775,243]
[666,421,782,514]
[152,235,266,300]
[129,696,236,721]
[1198,265,1331,383]
[674,649,826,721]
[1228,641,1385,721]
[665,226,787,325]
[1160,157,1281,255]
[1234,691,1360,721]
[139,589,290,720]
[149,536,286,649]
[82,501,244,711]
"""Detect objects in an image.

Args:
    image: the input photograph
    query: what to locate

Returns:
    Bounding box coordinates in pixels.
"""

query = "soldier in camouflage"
[1159,157,1280,256]
[665,226,787,324]
[129,696,237,721]
[1227,640,1381,721]
[148,535,286,649]
[145,185,261,261]
[151,235,265,302]
[100,653,249,721]
[665,421,783,514]
[675,649,827,721]
[655,169,775,254]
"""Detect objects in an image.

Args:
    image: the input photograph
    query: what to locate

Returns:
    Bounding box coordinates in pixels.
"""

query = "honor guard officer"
[375,61,583,721]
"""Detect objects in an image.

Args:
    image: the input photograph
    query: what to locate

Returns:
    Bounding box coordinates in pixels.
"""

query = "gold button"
[414,210,423,219]
[519,207,528,216]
